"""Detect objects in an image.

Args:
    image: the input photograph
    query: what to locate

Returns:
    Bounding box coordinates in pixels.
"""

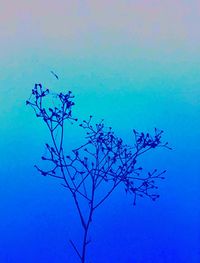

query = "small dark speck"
[51,71,59,79]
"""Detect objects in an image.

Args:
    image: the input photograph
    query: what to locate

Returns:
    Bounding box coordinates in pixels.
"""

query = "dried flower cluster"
[27,83,171,263]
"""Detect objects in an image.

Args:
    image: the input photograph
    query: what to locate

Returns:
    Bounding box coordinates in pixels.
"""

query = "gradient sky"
[0,1,199,262]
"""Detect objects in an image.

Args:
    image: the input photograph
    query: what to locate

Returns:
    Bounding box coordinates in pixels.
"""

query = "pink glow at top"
[0,0,199,54]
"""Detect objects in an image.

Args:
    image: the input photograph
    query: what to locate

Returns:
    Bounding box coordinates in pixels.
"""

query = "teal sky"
[0,1,199,262]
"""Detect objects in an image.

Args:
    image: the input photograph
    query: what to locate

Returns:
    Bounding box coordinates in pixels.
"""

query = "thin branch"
[69,240,82,260]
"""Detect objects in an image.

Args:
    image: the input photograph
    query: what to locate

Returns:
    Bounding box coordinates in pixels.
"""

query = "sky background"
[0,0,200,262]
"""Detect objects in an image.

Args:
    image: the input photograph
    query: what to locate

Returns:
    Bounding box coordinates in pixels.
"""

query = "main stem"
[81,219,91,262]
[81,177,95,263]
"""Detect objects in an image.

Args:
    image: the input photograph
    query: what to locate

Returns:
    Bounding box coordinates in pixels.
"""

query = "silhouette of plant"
[26,84,171,263]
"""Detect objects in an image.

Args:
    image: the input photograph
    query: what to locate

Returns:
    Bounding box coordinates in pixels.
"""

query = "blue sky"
[0,1,199,262]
